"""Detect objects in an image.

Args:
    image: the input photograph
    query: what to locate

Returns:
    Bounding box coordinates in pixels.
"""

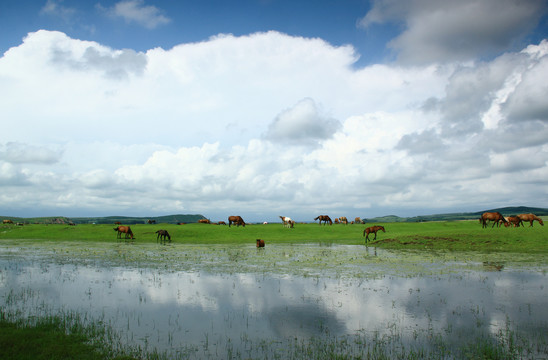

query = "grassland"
[1,219,546,252]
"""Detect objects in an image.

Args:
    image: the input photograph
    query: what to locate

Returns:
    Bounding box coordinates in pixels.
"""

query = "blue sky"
[1,0,548,221]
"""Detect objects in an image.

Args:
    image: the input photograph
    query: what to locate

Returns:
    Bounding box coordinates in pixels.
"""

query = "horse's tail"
[314,216,319,221]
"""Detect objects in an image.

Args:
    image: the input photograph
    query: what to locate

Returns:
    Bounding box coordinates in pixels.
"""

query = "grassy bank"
[1,219,546,252]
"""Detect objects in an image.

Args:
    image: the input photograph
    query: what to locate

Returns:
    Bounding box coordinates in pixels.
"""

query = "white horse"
[279,216,294,228]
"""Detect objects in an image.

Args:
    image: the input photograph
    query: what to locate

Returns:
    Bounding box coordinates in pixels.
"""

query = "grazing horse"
[363,226,385,243]
[481,212,507,228]
[279,216,294,228]
[339,217,348,225]
[505,216,522,228]
[517,213,544,227]
[314,215,333,225]
[114,226,134,240]
[256,239,265,248]
[156,230,171,244]
[2,219,13,224]
[198,219,211,224]
[218,221,226,225]
[228,216,245,227]
[147,219,156,224]
[354,217,363,224]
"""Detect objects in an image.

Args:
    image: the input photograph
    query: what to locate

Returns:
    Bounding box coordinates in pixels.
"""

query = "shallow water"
[1,241,547,358]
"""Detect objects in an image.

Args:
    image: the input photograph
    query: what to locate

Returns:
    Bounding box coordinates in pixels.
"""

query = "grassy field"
[1,219,546,252]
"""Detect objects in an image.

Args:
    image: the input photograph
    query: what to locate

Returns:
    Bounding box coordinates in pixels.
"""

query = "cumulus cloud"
[359,0,548,64]
[1,30,547,219]
[100,0,171,29]
[263,98,341,146]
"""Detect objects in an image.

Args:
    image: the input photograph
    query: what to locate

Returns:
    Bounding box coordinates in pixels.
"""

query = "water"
[1,241,547,358]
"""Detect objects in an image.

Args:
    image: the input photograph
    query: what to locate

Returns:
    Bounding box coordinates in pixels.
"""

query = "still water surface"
[1,242,547,358]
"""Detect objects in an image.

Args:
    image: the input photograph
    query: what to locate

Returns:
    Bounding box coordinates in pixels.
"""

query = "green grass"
[1,219,546,252]
[0,316,137,360]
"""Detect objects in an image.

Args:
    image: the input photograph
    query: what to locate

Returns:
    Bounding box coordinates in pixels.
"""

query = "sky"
[1,0,548,222]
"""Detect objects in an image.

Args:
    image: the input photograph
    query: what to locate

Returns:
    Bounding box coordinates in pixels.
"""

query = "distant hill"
[361,206,548,223]
[0,214,207,225]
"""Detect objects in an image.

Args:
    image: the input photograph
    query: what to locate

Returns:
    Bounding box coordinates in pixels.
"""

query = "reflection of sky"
[1,256,547,357]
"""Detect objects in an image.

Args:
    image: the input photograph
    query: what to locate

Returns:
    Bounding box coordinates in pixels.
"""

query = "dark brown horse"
[481,212,507,228]
[517,213,544,227]
[155,230,171,244]
[256,239,265,248]
[314,215,332,225]
[363,225,385,243]
[114,225,134,240]
[228,216,245,227]
[198,219,211,224]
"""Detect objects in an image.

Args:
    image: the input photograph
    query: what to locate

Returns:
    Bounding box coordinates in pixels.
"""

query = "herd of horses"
[479,212,544,228]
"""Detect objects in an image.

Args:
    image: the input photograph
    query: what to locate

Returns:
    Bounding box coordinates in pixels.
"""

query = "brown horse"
[338,217,348,225]
[504,216,522,228]
[228,215,245,227]
[155,230,171,244]
[256,239,265,248]
[2,219,13,224]
[198,219,211,224]
[480,212,507,228]
[354,217,363,224]
[363,225,385,243]
[114,225,134,240]
[517,213,544,227]
[314,215,332,225]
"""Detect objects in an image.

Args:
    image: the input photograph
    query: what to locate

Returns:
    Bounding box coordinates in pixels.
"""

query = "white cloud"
[264,98,341,146]
[40,0,77,22]
[0,30,547,219]
[102,0,171,29]
[359,0,548,64]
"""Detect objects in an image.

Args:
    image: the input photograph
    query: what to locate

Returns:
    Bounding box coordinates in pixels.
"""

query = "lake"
[1,241,547,358]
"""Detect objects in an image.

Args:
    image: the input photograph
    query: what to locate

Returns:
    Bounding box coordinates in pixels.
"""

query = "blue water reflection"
[1,244,547,358]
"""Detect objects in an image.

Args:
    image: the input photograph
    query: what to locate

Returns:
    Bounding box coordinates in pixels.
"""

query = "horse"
[314,215,332,225]
[147,219,156,224]
[480,212,507,228]
[279,216,294,228]
[218,221,226,225]
[517,213,544,227]
[228,216,245,227]
[256,239,265,248]
[354,217,363,224]
[198,219,211,224]
[363,225,385,243]
[338,217,348,225]
[2,219,13,224]
[114,225,134,240]
[505,216,522,228]
[155,230,171,244]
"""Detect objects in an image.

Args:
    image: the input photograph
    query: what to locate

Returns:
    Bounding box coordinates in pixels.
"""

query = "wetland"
[1,238,547,359]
